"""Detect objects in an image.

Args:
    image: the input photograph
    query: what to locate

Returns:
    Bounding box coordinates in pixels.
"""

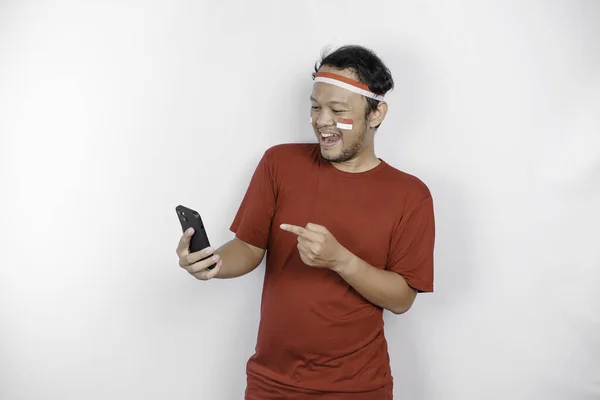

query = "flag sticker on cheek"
[336,118,354,130]
[310,116,353,130]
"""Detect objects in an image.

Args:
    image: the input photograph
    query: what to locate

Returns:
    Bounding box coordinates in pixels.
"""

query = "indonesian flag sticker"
[310,116,354,130]
[336,118,353,130]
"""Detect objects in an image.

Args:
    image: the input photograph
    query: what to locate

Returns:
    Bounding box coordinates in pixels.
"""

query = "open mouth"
[320,131,341,147]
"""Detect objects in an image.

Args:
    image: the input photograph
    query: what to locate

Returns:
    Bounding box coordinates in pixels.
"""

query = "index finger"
[280,224,320,241]
[176,227,194,256]
[280,224,305,236]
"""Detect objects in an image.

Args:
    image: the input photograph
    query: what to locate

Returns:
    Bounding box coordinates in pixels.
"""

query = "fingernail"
[280,224,287,229]
[206,247,214,253]
[187,228,194,234]
[212,255,220,261]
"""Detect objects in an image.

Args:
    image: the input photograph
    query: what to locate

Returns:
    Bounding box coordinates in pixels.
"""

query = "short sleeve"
[386,196,435,293]
[229,150,277,250]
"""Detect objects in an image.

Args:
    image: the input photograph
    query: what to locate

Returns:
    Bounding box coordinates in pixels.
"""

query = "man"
[176,45,435,399]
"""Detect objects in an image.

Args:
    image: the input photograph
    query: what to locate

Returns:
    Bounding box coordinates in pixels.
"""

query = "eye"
[311,106,320,110]
[332,110,344,113]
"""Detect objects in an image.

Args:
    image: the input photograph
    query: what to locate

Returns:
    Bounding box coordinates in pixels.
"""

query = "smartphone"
[175,205,216,270]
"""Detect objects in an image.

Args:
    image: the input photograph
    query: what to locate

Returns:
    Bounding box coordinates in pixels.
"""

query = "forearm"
[333,251,417,314]
[214,238,263,279]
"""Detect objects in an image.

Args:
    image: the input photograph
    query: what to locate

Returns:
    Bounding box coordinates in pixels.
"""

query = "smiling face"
[310,67,373,163]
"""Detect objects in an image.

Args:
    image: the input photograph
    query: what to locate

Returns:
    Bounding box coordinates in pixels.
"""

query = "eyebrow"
[310,96,350,107]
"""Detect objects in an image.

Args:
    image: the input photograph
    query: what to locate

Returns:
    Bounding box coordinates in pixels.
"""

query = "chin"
[319,144,341,159]
[320,151,339,162]
[321,149,354,163]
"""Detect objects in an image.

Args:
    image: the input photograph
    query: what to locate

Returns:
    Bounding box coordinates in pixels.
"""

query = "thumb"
[177,227,195,256]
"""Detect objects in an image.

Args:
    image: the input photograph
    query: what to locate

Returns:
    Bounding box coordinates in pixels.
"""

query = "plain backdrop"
[1,1,599,399]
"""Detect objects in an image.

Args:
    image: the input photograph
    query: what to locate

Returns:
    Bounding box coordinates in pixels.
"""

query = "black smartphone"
[175,205,216,270]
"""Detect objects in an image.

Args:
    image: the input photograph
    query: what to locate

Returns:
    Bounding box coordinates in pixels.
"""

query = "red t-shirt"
[230,143,435,399]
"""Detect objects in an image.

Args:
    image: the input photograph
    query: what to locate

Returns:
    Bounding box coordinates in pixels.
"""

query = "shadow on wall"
[384,44,428,137]
[384,174,474,400]
[382,41,478,309]
[378,45,476,399]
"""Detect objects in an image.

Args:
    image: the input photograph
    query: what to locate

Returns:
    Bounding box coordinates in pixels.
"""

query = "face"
[310,67,372,163]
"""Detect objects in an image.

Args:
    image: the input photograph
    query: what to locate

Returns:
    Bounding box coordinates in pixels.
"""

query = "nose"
[315,108,335,128]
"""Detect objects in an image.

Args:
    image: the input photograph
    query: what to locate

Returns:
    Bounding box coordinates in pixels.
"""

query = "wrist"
[332,247,356,276]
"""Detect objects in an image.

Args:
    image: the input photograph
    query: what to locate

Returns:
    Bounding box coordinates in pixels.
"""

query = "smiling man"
[177,45,435,399]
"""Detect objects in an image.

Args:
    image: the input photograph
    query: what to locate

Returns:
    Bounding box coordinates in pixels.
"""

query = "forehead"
[311,66,364,106]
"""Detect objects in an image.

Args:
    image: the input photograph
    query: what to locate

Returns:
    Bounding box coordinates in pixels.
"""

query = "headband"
[313,71,385,101]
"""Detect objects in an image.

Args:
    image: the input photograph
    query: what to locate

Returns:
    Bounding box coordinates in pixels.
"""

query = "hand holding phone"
[175,205,221,279]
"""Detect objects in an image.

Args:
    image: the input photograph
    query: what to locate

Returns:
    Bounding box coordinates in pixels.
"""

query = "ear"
[367,101,388,129]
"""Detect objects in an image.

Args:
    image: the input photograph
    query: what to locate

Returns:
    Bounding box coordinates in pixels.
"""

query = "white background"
[1,1,599,399]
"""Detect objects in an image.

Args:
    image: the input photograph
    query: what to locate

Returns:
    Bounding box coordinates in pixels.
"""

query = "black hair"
[312,45,394,125]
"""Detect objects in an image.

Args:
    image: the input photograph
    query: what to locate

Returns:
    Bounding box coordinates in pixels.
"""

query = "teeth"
[321,132,336,138]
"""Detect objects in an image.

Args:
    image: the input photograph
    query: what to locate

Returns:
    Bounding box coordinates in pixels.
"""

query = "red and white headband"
[313,71,385,102]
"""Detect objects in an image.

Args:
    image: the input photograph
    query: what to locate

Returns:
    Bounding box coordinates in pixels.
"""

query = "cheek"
[310,109,321,126]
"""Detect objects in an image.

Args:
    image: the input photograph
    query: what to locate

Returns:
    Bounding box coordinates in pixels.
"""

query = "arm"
[214,237,266,279]
[340,196,435,313]
[177,230,265,281]
[333,251,417,314]
[279,221,428,315]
